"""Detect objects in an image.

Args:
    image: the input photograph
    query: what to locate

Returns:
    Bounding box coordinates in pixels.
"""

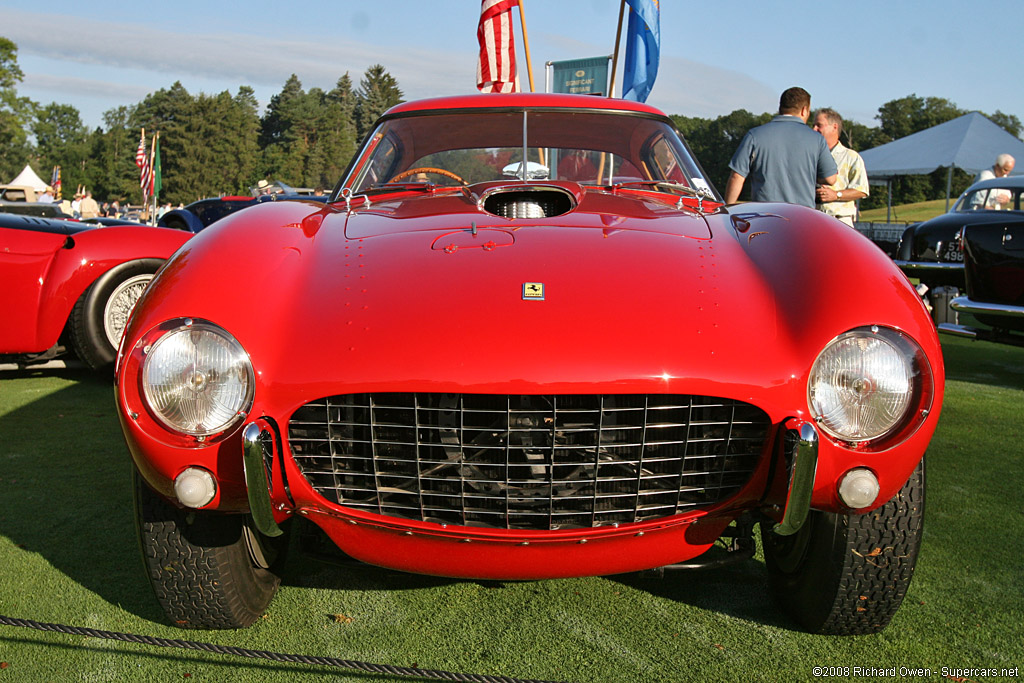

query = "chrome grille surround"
[288,393,770,531]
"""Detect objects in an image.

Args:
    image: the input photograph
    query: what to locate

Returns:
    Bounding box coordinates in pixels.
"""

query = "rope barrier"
[0,615,567,683]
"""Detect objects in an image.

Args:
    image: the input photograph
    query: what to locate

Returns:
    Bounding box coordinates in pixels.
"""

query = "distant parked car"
[0,184,43,202]
[896,176,1024,291]
[0,184,72,219]
[938,213,1024,347]
[0,212,191,368]
[158,191,327,233]
[81,216,149,227]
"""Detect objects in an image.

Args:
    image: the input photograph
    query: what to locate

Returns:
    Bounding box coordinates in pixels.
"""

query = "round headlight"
[141,320,254,437]
[809,327,920,443]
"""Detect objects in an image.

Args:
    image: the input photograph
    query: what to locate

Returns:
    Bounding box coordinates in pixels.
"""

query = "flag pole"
[600,0,628,183]
[149,132,158,224]
[517,0,535,93]
[609,0,626,98]
[517,0,545,168]
[138,128,146,217]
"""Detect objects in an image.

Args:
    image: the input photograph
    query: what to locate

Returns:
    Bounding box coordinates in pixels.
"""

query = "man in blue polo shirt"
[724,87,837,208]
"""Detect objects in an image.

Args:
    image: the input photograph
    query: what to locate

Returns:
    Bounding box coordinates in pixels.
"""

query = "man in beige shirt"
[78,191,101,219]
[813,108,869,228]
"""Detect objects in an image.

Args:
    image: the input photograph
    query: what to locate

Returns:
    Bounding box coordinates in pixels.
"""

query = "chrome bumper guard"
[894,260,965,273]
[242,423,284,538]
[949,295,1024,319]
[936,323,978,339]
[772,420,819,536]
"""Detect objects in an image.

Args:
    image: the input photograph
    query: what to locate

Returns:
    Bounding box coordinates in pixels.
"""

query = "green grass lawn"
[859,199,949,224]
[1,337,1022,682]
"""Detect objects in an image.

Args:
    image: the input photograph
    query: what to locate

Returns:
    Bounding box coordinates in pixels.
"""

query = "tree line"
[674,98,1020,210]
[2,36,1020,209]
[2,37,402,205]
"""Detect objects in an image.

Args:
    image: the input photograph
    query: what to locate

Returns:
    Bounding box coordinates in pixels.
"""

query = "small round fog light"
[174,467,217,508]
[838,468,880,509]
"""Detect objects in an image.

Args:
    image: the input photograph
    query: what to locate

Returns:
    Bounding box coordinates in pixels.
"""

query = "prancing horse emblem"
[522,282,545,301]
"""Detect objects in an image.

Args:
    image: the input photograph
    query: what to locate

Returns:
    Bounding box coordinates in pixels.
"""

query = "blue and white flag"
[621,0,660,102]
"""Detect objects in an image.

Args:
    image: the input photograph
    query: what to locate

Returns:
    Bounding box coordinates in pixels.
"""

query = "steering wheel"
[390,167,467,185]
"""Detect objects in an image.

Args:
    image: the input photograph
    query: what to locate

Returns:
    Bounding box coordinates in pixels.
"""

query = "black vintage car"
[157,184,325,233]
[938,212,1024,347]
[897,176,1024,292]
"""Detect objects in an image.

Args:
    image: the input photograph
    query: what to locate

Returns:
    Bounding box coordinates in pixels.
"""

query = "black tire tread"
[68,260,161,369]
[763,458,925,635]
[134,472,281,629]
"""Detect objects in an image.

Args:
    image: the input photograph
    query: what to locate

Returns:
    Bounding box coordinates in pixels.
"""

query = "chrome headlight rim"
[139,318,255,441]
[808,325,934,449]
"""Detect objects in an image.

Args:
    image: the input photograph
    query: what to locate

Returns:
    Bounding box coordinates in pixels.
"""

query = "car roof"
[383,93,666,118]
[967,175,1024,191]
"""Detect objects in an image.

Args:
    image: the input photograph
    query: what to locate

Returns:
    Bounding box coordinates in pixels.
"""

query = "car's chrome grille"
[288,393,770,530]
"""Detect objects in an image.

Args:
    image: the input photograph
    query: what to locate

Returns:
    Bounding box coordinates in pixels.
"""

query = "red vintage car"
[0,213,190,368]
[116,94,944,635]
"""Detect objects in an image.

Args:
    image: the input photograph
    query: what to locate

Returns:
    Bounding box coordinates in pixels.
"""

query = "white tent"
[861,112,1024,179]
[860,112,1024,215]
[7,165,49,192]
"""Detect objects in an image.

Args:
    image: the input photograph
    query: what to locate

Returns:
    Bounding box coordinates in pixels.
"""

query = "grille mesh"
[288,393,770,530]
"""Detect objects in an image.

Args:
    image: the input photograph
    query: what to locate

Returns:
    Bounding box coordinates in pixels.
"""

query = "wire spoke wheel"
[102,273,152,349]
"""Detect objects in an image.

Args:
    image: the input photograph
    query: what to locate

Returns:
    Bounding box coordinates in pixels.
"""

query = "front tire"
[761,457,925,635]
[69,259,161,369]
[134,471,288,629]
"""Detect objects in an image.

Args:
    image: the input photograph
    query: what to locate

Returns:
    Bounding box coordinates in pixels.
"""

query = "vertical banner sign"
[547,56,611,96]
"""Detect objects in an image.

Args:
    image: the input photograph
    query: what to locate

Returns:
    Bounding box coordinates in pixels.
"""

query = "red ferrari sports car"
[0,213,190,368]
[116,94,944,635]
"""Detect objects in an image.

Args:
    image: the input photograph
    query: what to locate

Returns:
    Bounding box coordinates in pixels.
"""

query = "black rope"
[0,615,567,683]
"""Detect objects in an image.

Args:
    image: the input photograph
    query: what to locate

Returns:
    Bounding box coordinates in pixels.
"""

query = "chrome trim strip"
[242,423,284,538]
[773,421,819,536]
[950,295,1024,319]
[894,260,965,272]
[936,323,979,339]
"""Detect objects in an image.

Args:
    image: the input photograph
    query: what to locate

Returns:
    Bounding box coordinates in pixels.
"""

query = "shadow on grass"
[0,366,167,624]
[940,333,1024,391]
[0,634,412,681]
[283,523,798,631]
[0,368,501,629]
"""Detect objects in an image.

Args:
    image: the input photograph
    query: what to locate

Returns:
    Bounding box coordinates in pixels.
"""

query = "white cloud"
[4,9,473,98]
[649,56,777,119]
[20,73,153,101]
[5,7,779,124]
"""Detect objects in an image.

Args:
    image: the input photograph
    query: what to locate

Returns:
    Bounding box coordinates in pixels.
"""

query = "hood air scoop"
[480,185,576,219]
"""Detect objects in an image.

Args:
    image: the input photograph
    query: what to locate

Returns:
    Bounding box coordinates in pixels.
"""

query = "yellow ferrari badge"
[522,282,545,300]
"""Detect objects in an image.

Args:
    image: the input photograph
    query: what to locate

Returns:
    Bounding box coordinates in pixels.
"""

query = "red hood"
[126,191,938,426]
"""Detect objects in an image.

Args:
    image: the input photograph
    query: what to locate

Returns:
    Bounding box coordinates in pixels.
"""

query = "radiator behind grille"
[288,393,770,531]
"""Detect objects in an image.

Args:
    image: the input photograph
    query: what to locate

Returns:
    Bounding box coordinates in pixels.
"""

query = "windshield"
[955,185,1023,212]
[343,109,717,198]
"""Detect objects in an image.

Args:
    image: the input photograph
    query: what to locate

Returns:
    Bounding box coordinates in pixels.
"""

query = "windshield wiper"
[367,181,436,192]
[611,180,718,213]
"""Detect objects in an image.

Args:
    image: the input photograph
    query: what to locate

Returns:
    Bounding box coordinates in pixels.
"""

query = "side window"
[350,133,398,192]
[644,136,688,186]
[966,190,987,210]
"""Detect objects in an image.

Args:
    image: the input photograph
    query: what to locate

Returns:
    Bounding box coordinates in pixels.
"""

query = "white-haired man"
[976,153,1015,183]
[974,154,1015,209]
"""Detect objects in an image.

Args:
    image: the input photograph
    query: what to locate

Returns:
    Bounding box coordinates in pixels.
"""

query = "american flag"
[136,130,152,198]
[135,130,147,169]
[476,0,520,93]
[50,166,62,200]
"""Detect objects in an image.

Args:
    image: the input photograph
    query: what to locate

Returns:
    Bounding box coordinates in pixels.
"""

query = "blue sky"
[3,0,1022,133]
